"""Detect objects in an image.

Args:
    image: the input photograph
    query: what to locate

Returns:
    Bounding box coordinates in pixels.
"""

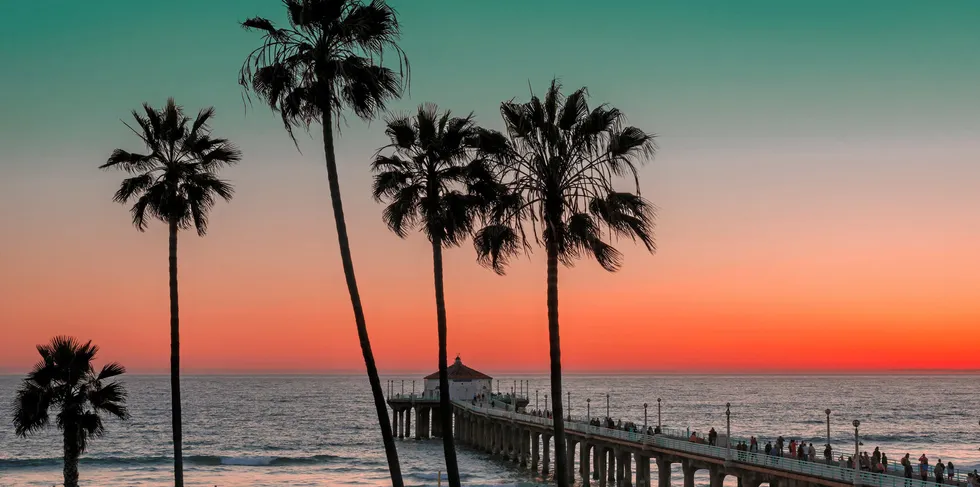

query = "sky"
[1,0,979,374]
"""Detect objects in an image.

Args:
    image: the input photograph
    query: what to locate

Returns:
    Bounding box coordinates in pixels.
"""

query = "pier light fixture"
[545,394,548,411]
[412,380,415,397]
[536,390,539,410]
[825,409,832,452]
[587,398,591,422]
[657,398,662,429]
[401,380,405,395]
[725,403,732,462]
[644,403,648,430]
[853,419,861,487]
[567,391,571,421]
[606,393,610,418]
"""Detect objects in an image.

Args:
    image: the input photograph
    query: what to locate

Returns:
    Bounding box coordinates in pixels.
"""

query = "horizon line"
[3,369,980,377]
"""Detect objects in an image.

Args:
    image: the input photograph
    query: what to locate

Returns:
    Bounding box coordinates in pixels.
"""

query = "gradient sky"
[1,0,979,374]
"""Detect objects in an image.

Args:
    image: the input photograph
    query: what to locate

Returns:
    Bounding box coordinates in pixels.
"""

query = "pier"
[386,360,971,487]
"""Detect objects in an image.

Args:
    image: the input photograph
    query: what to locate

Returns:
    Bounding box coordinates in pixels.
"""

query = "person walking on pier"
[750,436,759,453]
[765,441,773,455]
[882,452,889,474]
[920,454,930,482]
[936,459,946,484]
[872,447,881,469]
[947,461,955,482]
[789,439,797,457]
[808,442,816,462]
[708,427,717,446]
[824,444,833,464]
[902,453,913,480]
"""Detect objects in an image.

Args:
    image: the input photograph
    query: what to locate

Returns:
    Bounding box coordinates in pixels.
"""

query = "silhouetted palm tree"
[239,2,409,484]
[372,105,501,487]
[100,99,240,487]
[12,336,129,487]
[474,79,657,487]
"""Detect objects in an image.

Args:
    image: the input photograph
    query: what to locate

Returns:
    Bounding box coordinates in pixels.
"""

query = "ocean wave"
[0,454,342,469]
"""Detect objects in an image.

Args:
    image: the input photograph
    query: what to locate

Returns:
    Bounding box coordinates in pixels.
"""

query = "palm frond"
[12,380,52,437]
[473,224,521,275]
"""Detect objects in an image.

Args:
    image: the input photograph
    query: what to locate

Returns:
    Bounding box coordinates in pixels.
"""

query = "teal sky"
[1,1,979,372]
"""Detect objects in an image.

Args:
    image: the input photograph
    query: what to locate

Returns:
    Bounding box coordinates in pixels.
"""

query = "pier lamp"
[725,403,732,463]
[536,390,539,410]
[401,380,405,395]
[852,420,861,487]
[657,398,662,429]
[567,391,571,421]
[587,398,591,422]
[644,403,648,431]
[825,409,832,453]
[606,393,610,418]
[545,394,548,411]
[412,380,415,397]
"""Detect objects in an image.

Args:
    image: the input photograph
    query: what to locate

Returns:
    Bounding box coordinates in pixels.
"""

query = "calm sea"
[2,375,978,486]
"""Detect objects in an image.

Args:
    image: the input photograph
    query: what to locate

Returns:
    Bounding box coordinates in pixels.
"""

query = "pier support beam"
[637,456,650,487]
[623,451,633,487]
[531,433,540,470]
[580,442,592,486]
[658,457,673,487]
[542,434,552,477]
[393,409,401,439]
[404,408,412,439]
[566,438,577,481]
[708,466,725,487]
[598,447,608,487]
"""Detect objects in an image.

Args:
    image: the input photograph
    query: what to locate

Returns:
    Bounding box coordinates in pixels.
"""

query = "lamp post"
[825,409,832,453]
[644,403,649,430]
[545,394,548,411]
[606,393,610,418]
[725,403,732,462]
[657,398,662,429]
[412,380,415,397]
[536,390,539,410]
[853,420,861,487]
[587,398,592,422]
[401,380,405,395]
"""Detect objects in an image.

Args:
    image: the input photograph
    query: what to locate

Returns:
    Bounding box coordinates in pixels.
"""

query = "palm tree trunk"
[63,427,80,487]
[547,239,568,487]
[432,238,461,487]
[321,113,404,487]
[169,218,184,487]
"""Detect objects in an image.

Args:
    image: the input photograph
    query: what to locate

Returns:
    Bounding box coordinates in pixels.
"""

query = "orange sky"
[2,137,979,374]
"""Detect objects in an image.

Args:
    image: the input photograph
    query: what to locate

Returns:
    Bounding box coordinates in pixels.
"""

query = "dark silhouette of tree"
[12,336,129,487]
[100,99,240,487]
[474,79,657,487]
[372,105,501,487]
[239,2,409,484]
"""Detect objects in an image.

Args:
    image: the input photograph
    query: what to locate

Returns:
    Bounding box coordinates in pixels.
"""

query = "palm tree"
[239,2,409,484]
[474,79,657,487]
[12,336,129,487]
[100,99,241,487]
[372,104,501,487]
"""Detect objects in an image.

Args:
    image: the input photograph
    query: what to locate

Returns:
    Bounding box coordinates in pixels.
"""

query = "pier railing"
[454,401,952,487]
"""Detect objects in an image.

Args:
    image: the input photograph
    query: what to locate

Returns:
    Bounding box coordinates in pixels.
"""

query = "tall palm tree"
[372,104,501,487]
[12,336,129,487]
[239,2,409,485]
[100,99,241,487]
[474,79,657,487]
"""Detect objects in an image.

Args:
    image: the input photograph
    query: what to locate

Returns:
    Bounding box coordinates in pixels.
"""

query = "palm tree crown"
[99,99,241,233]
[475,79,658,271]
[239,0,409,139]
[372,104,500,245]
[12,336,129,451]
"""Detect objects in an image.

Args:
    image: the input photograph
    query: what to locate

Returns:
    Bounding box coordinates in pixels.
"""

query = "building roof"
[425,356,492,381]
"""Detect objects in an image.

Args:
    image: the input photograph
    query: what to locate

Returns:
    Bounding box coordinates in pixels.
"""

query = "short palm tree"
[240,2,409,484]
[12,336,128,487]
[100,99,241,487]
[474,79,657,487]
[372,105,501,487]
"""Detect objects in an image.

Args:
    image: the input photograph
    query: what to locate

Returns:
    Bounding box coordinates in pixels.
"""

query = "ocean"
[2,375,978,486]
